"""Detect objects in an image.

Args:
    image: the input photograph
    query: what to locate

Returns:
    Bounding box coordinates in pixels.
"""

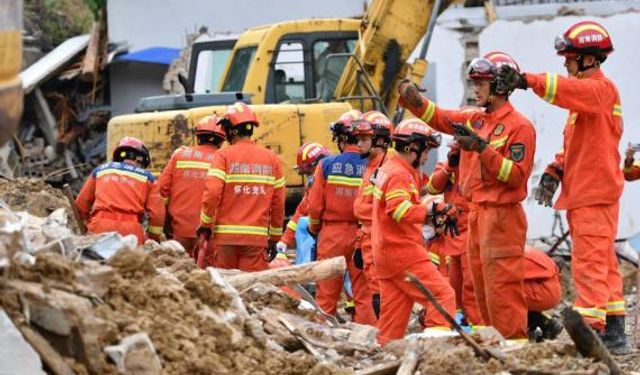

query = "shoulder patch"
[509,143,525,162]
[493,124,505,136]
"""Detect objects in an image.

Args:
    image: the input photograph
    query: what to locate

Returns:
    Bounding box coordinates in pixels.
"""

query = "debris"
[104,332,162,375]
[0,308,46,375]
[396,338,420,375]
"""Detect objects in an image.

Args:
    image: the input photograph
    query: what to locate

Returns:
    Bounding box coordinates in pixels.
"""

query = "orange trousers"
[317,222,376,325]
[377,260,455,345]
[88,213,144,244]
[174,236,197,258]
[213,244,268,272]
[468,203,527,339]
[568,203,625,330]
[525,272,562,312]
[360,230,380,294]
[449,251,484,325]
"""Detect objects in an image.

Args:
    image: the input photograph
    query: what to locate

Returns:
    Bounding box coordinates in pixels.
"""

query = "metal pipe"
[419,0,444,60]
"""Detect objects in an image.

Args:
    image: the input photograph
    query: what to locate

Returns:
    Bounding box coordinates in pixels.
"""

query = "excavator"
[106,0,454,210]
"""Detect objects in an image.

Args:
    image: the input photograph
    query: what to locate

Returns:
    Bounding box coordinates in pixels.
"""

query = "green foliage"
[24,0,94,50]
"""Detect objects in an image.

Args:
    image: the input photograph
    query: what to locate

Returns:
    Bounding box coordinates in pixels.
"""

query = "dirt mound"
[0,178,69,217]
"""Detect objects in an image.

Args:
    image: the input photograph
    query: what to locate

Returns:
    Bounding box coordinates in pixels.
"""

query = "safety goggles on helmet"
[352,119,374,136]
[467,57,495,80]
[554,35,572,55]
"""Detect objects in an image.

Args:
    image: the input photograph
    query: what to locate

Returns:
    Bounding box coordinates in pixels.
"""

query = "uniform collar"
[394,153,418,175]
[485,101,514,122]
[195,144,218,152]
[579,68,603,80]
[234,138,255,145]
[343,145,360,153]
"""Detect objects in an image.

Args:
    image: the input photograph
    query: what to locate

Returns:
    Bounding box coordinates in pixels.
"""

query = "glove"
[276,241,288,253]
[534,172,560,207]
[428,202,459,237]
[446,147,461,169]
[353,248,364,269]
[267,240,278,262]
[454,134,488,153]
[496,65,528,94]
[196,226,212,241]
[397,79,425,110]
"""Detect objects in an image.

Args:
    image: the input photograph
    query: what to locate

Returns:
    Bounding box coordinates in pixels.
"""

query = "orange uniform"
[526,69,625,329]
[427,161,483,324]
[308,145,376,325]
[200,139,285,271]
[409,99,535,338]
[353,151,386,295]
[373,154,455,344]
[623,159,640,181]
[524,247,562,312]
[159,144,217,255]
[76,161,165,244]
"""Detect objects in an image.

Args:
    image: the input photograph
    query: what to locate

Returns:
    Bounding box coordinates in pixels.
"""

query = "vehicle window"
[273,42,305,103]
[193,48,233,94]
[222,46,257,92]
[313,39,356,101]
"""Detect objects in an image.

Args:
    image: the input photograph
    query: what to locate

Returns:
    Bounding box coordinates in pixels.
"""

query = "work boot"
[528,311,563,342]
[600,315,632,355]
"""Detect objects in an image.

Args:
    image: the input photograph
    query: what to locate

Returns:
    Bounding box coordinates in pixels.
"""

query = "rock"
[0,308,46,375]
[104,332,162,375]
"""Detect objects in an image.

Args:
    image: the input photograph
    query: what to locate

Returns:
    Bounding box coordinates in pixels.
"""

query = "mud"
[0,178,70,217]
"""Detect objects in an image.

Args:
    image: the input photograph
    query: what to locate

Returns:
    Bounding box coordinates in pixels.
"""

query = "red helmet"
[196,115,226,140]
[555,20,613,60]
[330,109,363,143]
[392,118,441,148]
[218,102,259,128]
[352,119,374,136]
[468,51,520,81]
[112,136,151,168]
[295,142,330,174]
[362,111,393,135]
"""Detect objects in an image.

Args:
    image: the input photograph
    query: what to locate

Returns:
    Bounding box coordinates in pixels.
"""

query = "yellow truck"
[107,0,449,210]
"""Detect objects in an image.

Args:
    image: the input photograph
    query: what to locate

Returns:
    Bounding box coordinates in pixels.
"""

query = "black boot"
[540,315,563,340]
[601,315,632,355]
[528,311,563,342]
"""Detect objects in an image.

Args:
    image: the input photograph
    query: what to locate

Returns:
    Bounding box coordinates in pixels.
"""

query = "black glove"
[196,226,212,241]
[398,79,426,110]
[534,173,560,207]
[428,202,460,237]
[447,147,460,168]
[496,65,528,94]
[267,240,278,262]
[452,123,487,153]
[353,248,364,269]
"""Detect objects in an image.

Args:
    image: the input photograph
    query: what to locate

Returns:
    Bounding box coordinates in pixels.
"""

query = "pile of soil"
[0,178,69,217]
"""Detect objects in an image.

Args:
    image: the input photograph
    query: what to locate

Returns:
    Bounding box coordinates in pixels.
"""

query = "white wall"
[427,12,640,238]
[108,0,366,51]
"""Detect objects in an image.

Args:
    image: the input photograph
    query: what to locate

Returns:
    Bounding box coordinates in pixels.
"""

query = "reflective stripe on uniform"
[362,185,375,196]
[200,210,213,224]
[148,225,163,235]
[385,189,410,201]
[274,177,286,188]
[372,187,383,199]
[96,169,149,183]
[214,225,269,236]
[269,226,283,236]
[420,100,437,123]
[606,300,625,314]
[426,180,440,195]
[162,196,169,205]
[429,252,440,266]
[207,168,226,181]
[309,217,320,225]
[573,306,606,321]
[286,220,298,231]
[543,73,558,104]
[391,200,412,222]
[176,161,211,169]
[226,174,276,185]
[497,158,513,182]
[490,136,508,149]
[327,175,363,187]
[613,104,623,117]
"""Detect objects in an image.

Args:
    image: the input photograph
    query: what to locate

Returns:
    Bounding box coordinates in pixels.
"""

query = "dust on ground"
[0,178,70,217]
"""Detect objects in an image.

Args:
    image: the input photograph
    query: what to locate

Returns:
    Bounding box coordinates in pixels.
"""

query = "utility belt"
[93,211,140,223]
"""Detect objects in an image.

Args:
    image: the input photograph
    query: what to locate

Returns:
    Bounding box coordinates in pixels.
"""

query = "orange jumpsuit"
[76,161,165,244]
[406,99,536,339]
[524,247,562,312]
[353,151,386,296]
[200,139,285,271]
[373,154,456,344]
[526,69,625,330]
[159,144,217,256]
[308,145,376,325]
[427,161,483,325]
[623,159,640,181]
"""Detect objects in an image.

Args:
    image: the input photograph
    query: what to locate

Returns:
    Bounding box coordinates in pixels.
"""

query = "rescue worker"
[496,21,629,353]
[159,115,225,257]
[307,110,376,325]
[623,145,640,181]
[524,246,563,341]
[352,110,394,318]
[373,118,458,345]
[398,51,536,339]
[76,137,164,245]
[199,102,285,271]
[277,142,330,254]
[427,144,483,326]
